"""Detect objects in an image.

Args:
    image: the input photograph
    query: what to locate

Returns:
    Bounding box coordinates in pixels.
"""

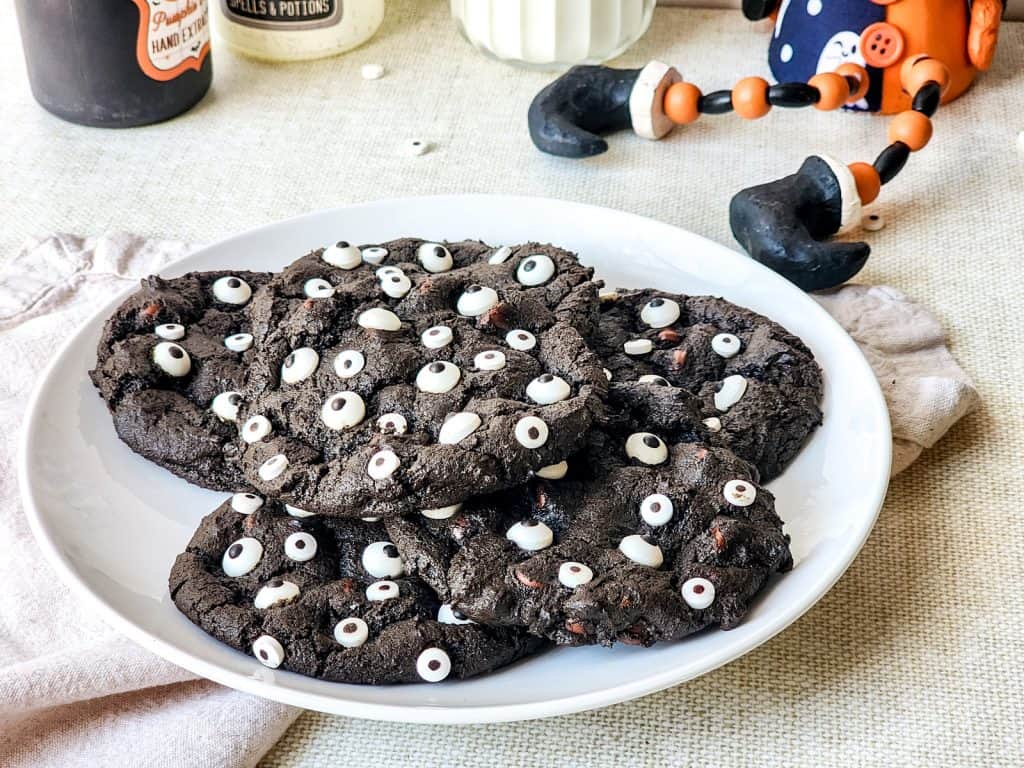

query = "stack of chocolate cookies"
[91,238,822,684]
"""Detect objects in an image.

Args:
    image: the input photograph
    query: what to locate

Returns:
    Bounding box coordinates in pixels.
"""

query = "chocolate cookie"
[90,271,270,490]
[385,436,792,647]
[593,289,823,481]
[169,497,544,684]
[234,238,607,517]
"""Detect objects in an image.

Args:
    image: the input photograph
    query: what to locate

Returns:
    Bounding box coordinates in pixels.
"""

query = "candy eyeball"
[623,339,653,356]
[711,333,742,358]
[438,604,475,625]
[558,562,594,588]
[367,449,400,480]
[526,373,571,405]
[474,350,506,371]
[285,504,315,518]
[516,253,556,286]
[488,245,512,264]
[225,333,254,352]
[638,374,670,387]
[421,325,453,349]
[254,578,300,609]
[625,432,668,465]
[252,635,284,668]
[155,323,185,340]
[230,492,263,515]
[703,416,722,433]
[416,361,461,394]
[212,276,252,305]
[506,330,537,351]
[153,342,191,377]
[258,453,289,481]
[362,541,406,578]
[361,246,389,265]
[320,391,366,430]
[211,391,242,422]
[618,534,663,567]
[334,617,369,648]
[418,242,453,273]
[421,503,462,520]
[322,241,362,269]
[222,537,263,577]
[366,580,399,601]
[376,265,403,278]
[535,461,568,480]
[723,479,757,507]
[333,349,366,379]
[377,412,408,435]
[640,297,681,328]
[284,531,317,562]
[514,416,549,449]
[506,519,554,551]
[304,278,335,299]
[357,307,402,331]
[456,284,499,317]
[241,414,272,443]
[416,647,452,682]
[281,347,320,384]
[380,270,412,299]
[714,375,748,411]
[640,494,673,526]
[438,412,481,444]
[681,577,716,609]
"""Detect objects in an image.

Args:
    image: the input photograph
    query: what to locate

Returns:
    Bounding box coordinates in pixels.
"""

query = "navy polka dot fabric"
[767,0,885,112]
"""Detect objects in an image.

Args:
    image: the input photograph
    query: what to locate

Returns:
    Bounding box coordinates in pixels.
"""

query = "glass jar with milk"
[451,0,655,69]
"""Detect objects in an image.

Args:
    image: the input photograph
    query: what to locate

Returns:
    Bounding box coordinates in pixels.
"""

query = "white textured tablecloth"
[1,1,1022,766]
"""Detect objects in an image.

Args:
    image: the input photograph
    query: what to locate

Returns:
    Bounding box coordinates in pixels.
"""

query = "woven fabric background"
[1,2,1021,766]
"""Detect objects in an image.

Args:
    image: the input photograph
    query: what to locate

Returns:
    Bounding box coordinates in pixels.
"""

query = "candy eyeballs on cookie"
[241,414,272,443]
[377,412,408,435]
[155,323,185,340]
[362,541,406,578]
[619,534,664,567]
[514,416,549,449]
[212,276,252,305]
[380,270,412,299]
[558,562,594,588]
[358,307,402,331]
[322,241,361,269]
[321,391,366,430]
[474,350,506,371]
[230,492,263,514]
[456,284,499,317]
[254,578,300,609]
[638,374,670,387]
[421,325,453,349]
[361,246,389,265]
[506,330,537,351]
[281,347,319,384]
[334,617,369,648]
[723,479,757,507]
[284,532,317,562]
[225,332,254,352]
[334,350,365,379]
[416,361,461,394]
[438,412,481,445]
[258,454,289,481]
[711,333,741,358]
[625,433,668,465]
[714,375,748,411]
[366,580,399,601]
[438,604,475,625]
[222,537,263,577]
[416,647,452,682]
[516,253,556,286]
[526,374,571,405]
[640,494,673,526]
[304,278,335,299]
[153,342,191,377]
[681,577,716,609]
[640,297,680,328]
[506,520,554,551]
[421,503,462,520]
[418,242,453,273]
[211,391,242,422]
[252,635,284,668]
[367,450,400,480]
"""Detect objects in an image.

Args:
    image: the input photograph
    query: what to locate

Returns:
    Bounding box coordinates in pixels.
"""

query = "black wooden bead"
[768,82,819,108]
[912,81,941,117]
[874,142,911,185]
[699,90,734,114]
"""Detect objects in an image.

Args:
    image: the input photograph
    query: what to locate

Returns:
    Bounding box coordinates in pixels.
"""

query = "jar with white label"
[215,0,384,61]
[451,0,655,69]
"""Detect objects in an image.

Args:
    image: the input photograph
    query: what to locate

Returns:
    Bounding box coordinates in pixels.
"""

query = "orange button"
[860,22,905,69]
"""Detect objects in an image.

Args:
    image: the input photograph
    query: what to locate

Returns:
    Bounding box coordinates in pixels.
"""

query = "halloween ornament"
[527,1,1004,291]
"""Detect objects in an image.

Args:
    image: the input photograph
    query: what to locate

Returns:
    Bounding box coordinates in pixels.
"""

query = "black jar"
[15,0,213,128]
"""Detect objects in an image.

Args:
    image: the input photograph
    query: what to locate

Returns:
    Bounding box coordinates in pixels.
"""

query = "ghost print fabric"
[768,0,885,111]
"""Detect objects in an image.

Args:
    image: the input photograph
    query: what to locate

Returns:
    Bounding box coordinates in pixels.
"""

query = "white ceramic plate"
[19,195,890,723]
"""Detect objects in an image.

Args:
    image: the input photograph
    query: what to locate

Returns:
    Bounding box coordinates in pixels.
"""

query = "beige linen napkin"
[0,233,978,767]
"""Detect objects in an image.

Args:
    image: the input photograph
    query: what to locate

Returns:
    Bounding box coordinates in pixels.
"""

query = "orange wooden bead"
[835,63,870,103]
[899,54,929,91]
[902,56,952,97]
[732,77,771,120]
[888,110,933,151]
[848,162,881,205]
[808,73,847,111]
[664,81,702,125]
